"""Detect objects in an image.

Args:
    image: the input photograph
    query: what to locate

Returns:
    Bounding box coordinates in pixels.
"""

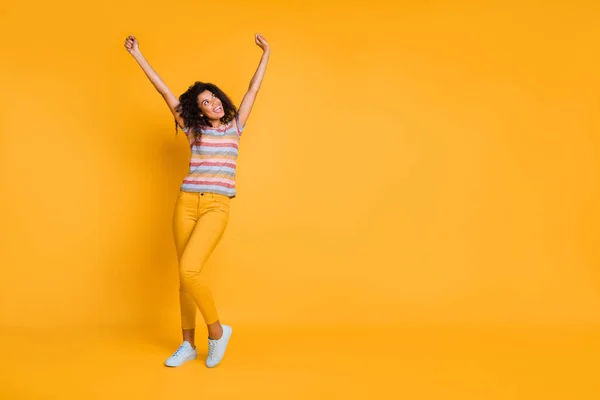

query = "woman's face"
[197,90,225,120]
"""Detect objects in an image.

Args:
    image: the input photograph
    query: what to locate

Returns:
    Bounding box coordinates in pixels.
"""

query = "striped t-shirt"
[181,117,244,197]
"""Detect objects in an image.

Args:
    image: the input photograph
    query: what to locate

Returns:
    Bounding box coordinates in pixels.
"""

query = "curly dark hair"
[175,82,237,136]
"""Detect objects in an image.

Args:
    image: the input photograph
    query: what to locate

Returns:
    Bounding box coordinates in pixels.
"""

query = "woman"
[124,33,270,368]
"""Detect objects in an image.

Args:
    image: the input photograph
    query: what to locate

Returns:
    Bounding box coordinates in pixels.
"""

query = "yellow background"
[1,0,599,398]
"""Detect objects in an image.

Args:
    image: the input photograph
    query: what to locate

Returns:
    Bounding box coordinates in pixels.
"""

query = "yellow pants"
[172,191,230,329]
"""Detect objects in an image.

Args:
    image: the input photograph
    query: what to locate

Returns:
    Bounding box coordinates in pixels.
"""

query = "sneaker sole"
[165,352,197,367]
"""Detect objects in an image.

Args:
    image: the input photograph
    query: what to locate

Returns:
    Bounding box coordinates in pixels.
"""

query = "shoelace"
[207,340,217,359]
[172,344,188,358]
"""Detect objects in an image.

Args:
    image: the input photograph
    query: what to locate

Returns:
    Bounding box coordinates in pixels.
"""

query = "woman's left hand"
[255,34,270,53]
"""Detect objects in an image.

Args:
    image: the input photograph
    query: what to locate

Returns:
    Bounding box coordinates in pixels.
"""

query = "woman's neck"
[208,119,223,128]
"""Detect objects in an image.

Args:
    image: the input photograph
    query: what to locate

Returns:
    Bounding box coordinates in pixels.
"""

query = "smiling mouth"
[214,105,222,113]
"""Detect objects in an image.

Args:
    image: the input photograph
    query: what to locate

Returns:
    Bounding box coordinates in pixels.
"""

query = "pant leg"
[178,193,230,325]
[172,191,200,330]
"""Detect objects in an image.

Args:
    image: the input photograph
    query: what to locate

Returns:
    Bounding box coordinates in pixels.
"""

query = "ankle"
[208,331,223,340]
[208,326,223,340]
[182,328,195,348]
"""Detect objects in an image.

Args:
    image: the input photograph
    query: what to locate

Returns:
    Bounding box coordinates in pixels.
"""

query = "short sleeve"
[181,125,197,146]
[234,115,245,137]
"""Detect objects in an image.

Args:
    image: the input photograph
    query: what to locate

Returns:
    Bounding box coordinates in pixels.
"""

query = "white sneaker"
[165,341,197,367]
[206,325,232,368]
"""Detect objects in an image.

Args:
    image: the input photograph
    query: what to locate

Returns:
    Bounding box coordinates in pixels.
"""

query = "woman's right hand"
[255,34,269,53]
[124,35,140,55]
